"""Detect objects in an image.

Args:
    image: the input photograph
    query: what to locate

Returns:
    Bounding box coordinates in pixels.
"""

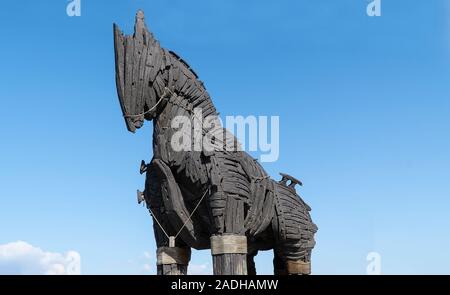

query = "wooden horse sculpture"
[114,11,317,275]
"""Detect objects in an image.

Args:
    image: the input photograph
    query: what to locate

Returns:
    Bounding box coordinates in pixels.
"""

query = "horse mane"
[168,50,199,79]
[163,49,217,119]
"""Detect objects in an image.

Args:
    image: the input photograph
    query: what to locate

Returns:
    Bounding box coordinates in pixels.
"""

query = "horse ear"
[134,10,155,46]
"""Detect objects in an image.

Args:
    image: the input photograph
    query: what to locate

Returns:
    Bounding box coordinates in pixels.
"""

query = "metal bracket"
[279,173,303,191]
[137,189,146,205]
[139,160,148,175]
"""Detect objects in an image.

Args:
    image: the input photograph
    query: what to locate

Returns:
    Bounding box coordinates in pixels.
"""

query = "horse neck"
[152,55,218,140]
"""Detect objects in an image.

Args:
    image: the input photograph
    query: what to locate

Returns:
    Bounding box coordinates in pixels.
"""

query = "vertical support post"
[211,235,248,275]
[156,247,191,275]
[286,260,311,275]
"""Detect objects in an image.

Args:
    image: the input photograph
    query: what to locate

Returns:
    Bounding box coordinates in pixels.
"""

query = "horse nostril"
[133,120,144,128]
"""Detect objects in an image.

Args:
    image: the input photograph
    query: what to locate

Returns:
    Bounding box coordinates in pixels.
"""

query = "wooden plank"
[114,10,319,276]
[113,24,125,103]
[212,254,247,275]
[157,264,188,275]
[153,159,209,249]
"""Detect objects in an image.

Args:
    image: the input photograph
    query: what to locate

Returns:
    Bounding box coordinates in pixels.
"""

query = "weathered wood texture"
[114,10,318,275]
[213,254,247,275]
[156,247,190,275]
[157,264,188,275]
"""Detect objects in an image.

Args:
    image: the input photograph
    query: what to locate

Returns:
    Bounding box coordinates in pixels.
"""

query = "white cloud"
[189,263,212,275]
[0,241,81,275]
[142,263,152,272]
[143,251,151,259]
[141,251,153,273]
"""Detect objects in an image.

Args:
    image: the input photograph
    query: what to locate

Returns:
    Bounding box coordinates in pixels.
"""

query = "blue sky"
[1,0,450,275]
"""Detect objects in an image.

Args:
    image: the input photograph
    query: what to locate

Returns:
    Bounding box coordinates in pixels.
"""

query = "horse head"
[114,10,165,133]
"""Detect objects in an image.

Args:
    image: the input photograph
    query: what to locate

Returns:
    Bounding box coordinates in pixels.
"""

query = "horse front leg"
[145,159,195,275]
[208,191,248,275]
[208,156,250,275]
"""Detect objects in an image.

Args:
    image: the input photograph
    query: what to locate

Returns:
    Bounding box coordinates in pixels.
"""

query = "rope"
[148,188,209,244]
[175,188,209,239]
[123,87,173,119]
[129,87,234,154]
[131,89,234,244]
